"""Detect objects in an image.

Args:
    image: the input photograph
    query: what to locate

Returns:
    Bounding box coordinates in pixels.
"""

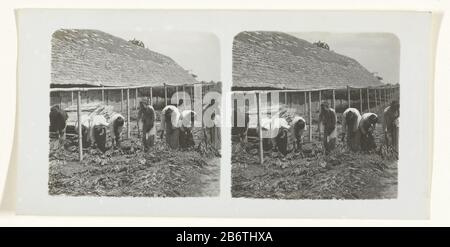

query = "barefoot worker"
[318,102,337,154]
[203,98,221,150]
[137,101,156,152]
[383,100,400,152]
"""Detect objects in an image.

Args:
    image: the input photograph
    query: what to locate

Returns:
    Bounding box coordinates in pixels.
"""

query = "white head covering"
[343,108,362,132]
[161,105,181,129]
[292,116,306,127]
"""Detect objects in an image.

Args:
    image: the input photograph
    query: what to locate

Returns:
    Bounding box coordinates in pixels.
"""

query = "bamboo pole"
[101,87,105,103]
[284,92,288,105]
[77,91,83,161]
[389,88,392,102]
[182,85,186,106]
[304,91,307,114]
[256,93,263,165]
[126,89,130,139]
[308,91,312,142]
[175,86,179,105]
[59,92,62,108]
[366,88,370,112]
[150,87,153,105]
[135,88,138,110]
[120,89,124,113]
[374,89,378,108]
[71,91,74,106]
[164,84,168,106]
[359,88,363,112]
[332,89,336,109]
[318,91,322,140]
[191,86,194,110]
[379,89,382,107]
[318,90,322,108]
[347,86,351,108]
[86,91,89,104]
[384,88,387,105]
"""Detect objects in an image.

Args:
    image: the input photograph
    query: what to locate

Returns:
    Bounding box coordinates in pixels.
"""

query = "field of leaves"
[231,124,397,199]
[49,126,220,197]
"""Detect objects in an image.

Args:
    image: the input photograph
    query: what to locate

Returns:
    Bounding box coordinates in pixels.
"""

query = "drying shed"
[51,29,198,88]
[232,31,382,90]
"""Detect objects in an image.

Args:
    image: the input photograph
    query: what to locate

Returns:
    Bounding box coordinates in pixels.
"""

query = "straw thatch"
[233,31,382,90]
[51,29,198,87]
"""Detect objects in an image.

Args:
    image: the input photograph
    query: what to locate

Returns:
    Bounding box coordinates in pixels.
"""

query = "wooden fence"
[50,82,219,161]
[232,84,400,164]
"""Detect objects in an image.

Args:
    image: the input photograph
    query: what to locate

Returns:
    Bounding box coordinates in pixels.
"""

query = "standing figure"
[383,101,400,152]
[234,106,250,145]
[359,112,378,151]
[291,116,306,152]
[342,108,362,151]
[318,102,337,154]
[160,105,181,149]
[203,99,221,150]
[137,101,156,151]
[109,112,125,149]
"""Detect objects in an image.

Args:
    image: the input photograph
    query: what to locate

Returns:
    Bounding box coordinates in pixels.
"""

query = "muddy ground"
[231,123,397,200]
[49,122,221,197]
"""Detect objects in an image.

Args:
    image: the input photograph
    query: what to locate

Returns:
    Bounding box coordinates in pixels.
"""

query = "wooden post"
[290,92,294,109]
[389,88,393,103]
[126,89,130,139]
[71,91,74,106]
[182,85,186,106]
[175,86,179,105]
[384,88,387,105]
[256,93,263,165]
[374,89,378,108]
[304,91,307,114]
[379,89,382,107]
[347,86,351,108]
[284,92,288,105]
[135,88,138,110]
[120,89,124,113]
[359,88,363,112]
[101,87,105,103]
[191,86,194,110]
[77,91,83,161]
[318,91,322,140]
[164,84,168,106]
[150,87,153,105]
[308,91,312,142]
[59,92,62,108]
[86,91,89,104]
[332,89,336,109]
[318,90,322,108]
[366,88,370,111]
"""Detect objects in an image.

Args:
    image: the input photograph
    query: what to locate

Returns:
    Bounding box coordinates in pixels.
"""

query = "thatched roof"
[51,29,198,87]
[232,31,382,90]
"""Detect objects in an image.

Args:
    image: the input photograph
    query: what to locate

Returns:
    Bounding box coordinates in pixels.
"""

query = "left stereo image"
[48,29,222,197]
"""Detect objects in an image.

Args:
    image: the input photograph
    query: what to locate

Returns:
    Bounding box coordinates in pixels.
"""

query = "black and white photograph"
[48,29,221,197]
[231,31,400,199]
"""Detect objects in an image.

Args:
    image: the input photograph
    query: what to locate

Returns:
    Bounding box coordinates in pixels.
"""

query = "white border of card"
[16,9,432,219]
